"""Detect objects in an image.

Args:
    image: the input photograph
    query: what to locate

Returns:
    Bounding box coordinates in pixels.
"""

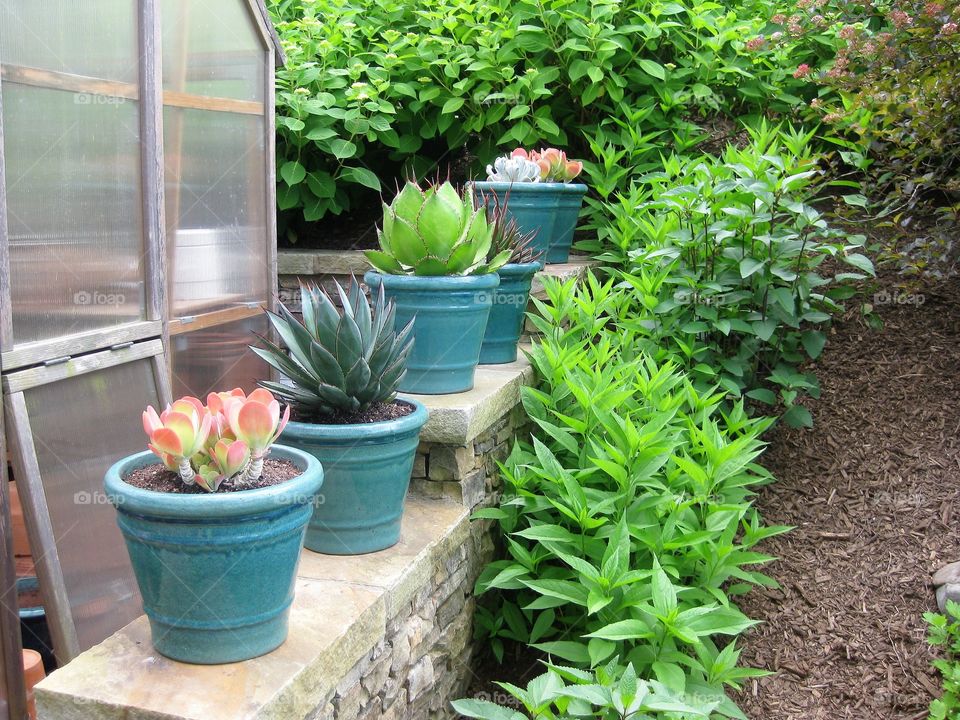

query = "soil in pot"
[123,458,299,494]
[292,399,416,426]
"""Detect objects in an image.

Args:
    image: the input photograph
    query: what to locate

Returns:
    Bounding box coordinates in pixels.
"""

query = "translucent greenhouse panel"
[22,360,161,651]
[0,0,138,83]
[161,0,265,101]
[171,315,269,398]
[2,85,145,347]
[164,107,269,317]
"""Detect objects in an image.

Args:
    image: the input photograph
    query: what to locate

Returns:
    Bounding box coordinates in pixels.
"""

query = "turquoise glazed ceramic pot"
[479,262,539,365]
[281,399,428,555]
[546,183,588,264]
[472,181,560,263]
[104,445,323,664]
[364,271,499,395]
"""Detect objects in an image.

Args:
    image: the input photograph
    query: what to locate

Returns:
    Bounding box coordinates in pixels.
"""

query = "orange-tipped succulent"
[528,147,583,183]
[142,388,288,492]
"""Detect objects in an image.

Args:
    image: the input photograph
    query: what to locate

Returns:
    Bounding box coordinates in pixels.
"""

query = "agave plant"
[482,191,543,265]
[485,154,541,183]
[142,389,288,491]
[365,180,510,276]
[252,278,414,419]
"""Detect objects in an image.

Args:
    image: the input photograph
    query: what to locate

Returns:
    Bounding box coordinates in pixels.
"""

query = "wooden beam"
[2,340,164,395]
[5,393,81,664]
[0,65,263,116]
[162,90,263,116]
[140,0,167,328]
[265,46,279,320]
[0,64,138,102]
[0,69,13,352]
[169,305,263,336]
[0,395,28,720]
[0,321,162,374]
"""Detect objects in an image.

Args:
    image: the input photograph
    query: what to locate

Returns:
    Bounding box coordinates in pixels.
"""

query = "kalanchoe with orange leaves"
[141,388,289,492]
[486,147,583,183]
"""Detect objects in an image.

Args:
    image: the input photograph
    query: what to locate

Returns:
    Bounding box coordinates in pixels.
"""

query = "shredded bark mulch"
[292,399,416,426]
[123,458,299,494]
[735,271,960,719]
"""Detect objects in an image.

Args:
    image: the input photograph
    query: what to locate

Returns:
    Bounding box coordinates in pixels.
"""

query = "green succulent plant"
[252,278,413,419]
[366,180,511,276]
[482,190,543,265]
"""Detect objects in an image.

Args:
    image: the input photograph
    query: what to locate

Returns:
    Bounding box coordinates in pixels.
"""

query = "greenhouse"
[0,0,958,719]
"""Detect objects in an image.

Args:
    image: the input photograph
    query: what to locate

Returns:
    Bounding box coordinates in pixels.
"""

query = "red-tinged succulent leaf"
[150,427,184,456]
[142,406,162,436]
[206,388,245,414]
[233,400,276,450]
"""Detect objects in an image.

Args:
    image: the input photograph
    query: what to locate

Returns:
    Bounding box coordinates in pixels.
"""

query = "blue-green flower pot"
[472,181,563,264]
[281,399,428,555]
[479,262,539,365]
[104,446,323,664]
[546,183,588,264]
[365,271,499,395]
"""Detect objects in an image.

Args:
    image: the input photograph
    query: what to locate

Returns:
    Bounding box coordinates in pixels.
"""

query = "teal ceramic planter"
[471,181,562,263]
[364,271,498,395]
[479,262,539,365]
[546,183,588,264]
[281,399,428,555]
[104,446,323,664]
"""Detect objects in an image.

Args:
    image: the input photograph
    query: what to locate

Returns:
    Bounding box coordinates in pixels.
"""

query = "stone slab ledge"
[405,354,535,446]
[36,497,471,720]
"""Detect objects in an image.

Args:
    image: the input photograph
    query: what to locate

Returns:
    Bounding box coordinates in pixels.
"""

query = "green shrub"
[926,600,960,720]
[268,0,821,225]
[777,0,960,211]
[453,662,720,719]
[581,123,874,424]
[471,274,785,718]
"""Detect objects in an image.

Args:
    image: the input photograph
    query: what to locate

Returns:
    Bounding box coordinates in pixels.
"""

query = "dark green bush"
[268,0,821,225]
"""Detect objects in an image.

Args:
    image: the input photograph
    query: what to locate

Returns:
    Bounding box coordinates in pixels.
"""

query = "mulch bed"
[459,250,960,717]
[735,270,960,719]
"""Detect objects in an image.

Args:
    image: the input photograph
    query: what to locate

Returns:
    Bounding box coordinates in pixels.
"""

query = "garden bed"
[735,269,960,719]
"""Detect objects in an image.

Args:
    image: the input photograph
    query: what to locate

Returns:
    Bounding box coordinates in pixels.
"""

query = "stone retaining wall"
[36,365,534,720]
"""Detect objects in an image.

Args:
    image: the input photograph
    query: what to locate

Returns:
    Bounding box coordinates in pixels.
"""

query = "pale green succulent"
[366,180,511,276]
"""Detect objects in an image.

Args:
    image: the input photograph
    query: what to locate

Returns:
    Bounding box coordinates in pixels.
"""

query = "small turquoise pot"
[546,183,588,264]
[104,446,323,664]
[479,262,539,365]
[281,399,428,555]
[365,271,499,395]
[472,181,562,263]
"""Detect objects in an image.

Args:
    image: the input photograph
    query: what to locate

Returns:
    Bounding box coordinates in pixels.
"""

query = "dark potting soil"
[123,458,300,494]
[292,399,416,426]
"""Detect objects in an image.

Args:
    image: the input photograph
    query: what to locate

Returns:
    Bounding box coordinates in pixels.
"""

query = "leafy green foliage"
[926,600,960,719]
[469,273,785,717]
[779,0,960,216]
[453,661,722,719]
[268,0,817,224]
[581,124,874,424]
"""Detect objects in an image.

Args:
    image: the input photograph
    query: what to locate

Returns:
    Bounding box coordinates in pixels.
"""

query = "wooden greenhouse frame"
[0,1,283,715]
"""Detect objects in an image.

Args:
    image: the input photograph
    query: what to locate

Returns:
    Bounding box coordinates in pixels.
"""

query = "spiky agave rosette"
[365,180,511,276]
[252,278,414,419]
